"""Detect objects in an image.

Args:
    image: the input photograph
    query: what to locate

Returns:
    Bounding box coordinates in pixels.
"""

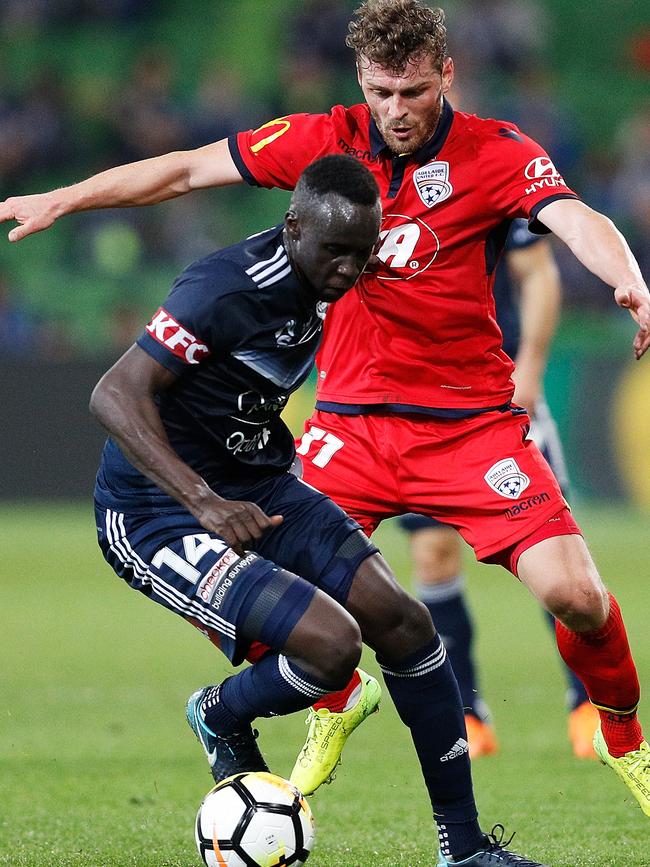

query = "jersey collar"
[369,97,454,163]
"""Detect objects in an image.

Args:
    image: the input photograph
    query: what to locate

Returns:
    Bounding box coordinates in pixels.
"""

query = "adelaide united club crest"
[413,160,453,208]
[484,458,530,500]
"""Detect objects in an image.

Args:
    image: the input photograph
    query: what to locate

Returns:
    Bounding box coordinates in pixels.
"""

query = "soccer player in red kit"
[2,0,649,857]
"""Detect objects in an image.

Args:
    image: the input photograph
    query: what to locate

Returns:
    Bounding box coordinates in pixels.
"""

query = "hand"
[511,367,541,413]
[615,285,650,359]
[0,192,62,242]
[193,493,283,553]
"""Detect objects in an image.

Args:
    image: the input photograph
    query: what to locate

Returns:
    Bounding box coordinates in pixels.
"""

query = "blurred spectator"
[610,101,650,275]
[628,29,650,74]
[0,66,70,191]
[0,275,75,359]
[76,192,222,271]
[189,62,270,146]
[488,66,584,179]
[0,275,40,357]
[285,0,352,72]
[76,0,153,23]
[17,69,70,172]
[105,301,145,353]
[111,47,191,163]
[281,0,355,111]
[1,0,154,31]
[447,0,548,78]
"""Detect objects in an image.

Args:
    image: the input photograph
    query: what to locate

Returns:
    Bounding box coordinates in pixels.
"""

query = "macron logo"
[440,738,469,763]
[146,307,210,365]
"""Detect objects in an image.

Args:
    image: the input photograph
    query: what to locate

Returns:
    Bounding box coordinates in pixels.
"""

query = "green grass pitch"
[1,502,648,866]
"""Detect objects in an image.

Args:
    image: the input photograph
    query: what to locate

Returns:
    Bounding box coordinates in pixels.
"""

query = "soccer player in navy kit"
[90,157,389,787]
[90,155,551,866]
[398,219,598,760]
[2,0,650,858]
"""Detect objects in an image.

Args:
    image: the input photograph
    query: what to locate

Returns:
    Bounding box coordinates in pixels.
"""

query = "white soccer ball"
[195,772,315,867]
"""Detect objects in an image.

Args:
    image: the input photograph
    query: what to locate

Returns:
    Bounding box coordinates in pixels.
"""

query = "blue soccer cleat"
[436,825,549,866]
[186,686,269,784]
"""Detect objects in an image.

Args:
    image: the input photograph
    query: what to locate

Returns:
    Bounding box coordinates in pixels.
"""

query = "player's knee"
[398,596,436,651]
[411,527,462,585]
[520,535,609,630]
[304,614,362,687]
[347,554,434,653]
[370,593,434,657]
[318,622,363,687]
[543,571,609,630]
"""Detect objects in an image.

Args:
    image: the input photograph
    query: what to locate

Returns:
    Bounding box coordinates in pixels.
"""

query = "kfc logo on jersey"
[524,157,566,195]
[146,307,210,364]
[413,161,453,208]
[484,458,530,500]
[375,214,440,282]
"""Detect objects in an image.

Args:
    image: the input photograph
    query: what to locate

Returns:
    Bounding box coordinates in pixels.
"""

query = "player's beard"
[374,96,444,155]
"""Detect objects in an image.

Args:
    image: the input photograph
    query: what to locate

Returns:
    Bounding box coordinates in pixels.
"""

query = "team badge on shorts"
[413,161,453,207]
[484,458,530,499]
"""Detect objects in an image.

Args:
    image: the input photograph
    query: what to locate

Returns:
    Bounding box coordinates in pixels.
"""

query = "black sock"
[201,652,331,734]
[378,633,483,859]
[416,577,482,717]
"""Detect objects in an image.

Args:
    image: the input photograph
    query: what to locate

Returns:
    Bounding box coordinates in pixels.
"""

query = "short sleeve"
[229,111,343,190]
[480,122,579,232]
[136,259,249,375]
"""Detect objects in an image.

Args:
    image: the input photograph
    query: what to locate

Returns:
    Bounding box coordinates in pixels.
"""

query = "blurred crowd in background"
[0,0,649,358]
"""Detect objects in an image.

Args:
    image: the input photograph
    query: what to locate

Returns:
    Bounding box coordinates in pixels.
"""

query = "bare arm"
[507,239,561,409]
[89,344,282,549]
[537,198,650,358]
[0,138,242,242]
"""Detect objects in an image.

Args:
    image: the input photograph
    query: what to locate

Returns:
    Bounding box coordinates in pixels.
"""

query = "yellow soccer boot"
[593,725,650,817]
[290,668,381,795]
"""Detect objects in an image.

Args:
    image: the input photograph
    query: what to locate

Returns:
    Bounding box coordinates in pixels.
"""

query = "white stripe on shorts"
[104,509,236,640]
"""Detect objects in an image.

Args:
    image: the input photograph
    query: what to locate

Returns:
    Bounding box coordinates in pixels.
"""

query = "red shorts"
[295,408,581,573]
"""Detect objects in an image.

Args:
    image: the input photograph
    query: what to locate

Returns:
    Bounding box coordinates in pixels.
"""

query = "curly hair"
[346,0,447,73]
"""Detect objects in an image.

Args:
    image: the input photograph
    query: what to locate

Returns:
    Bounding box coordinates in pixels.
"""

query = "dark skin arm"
[89,344,283,550]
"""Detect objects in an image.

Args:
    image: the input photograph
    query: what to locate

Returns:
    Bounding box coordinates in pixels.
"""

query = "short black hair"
[295,154,379,207]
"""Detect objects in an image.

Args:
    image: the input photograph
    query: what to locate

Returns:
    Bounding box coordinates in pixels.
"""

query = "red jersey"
[230,100,578,412]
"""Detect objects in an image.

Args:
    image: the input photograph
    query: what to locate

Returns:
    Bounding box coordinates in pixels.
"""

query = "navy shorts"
[95,472,376,665]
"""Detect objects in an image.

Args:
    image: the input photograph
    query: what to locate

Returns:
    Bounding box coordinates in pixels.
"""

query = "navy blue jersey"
[493,218,542,360]
[95,225,327,510]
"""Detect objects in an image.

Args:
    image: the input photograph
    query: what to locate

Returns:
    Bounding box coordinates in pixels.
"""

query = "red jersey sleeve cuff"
[227,135,261,187]
[529,193,580,234]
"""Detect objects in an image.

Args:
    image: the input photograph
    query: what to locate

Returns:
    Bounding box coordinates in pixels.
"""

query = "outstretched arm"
[507,238,561,409]
[0,138,242,242]
[89,344,282,549]
[537,198,650,359]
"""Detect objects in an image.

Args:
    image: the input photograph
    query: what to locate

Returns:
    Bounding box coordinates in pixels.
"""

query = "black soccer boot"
[186,686,269,784]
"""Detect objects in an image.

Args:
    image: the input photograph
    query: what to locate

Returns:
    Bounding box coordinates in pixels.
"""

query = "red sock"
[555,593,643,756]
[313,669,362,713]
